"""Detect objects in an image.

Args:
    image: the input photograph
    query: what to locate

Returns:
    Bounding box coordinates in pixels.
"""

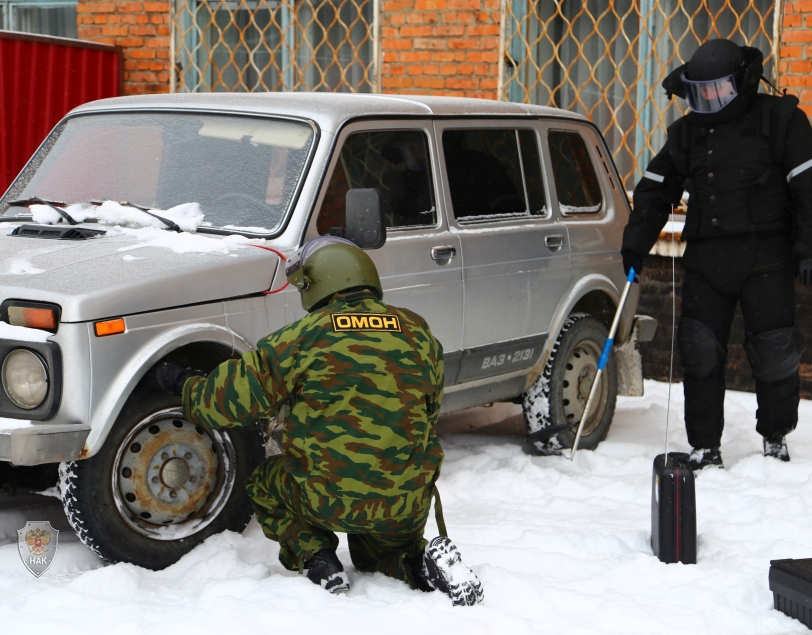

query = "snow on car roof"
[69,92,587,134]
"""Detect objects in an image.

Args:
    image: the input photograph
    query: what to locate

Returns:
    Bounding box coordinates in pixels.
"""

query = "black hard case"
[651,453,697,564]
[769,558,812,629]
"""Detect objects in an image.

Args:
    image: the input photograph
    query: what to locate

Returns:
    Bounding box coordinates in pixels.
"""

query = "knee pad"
[678,317,726,379]
[745,327,805,383]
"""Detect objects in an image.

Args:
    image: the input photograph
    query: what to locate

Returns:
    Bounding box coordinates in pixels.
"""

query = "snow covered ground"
[1,380,811,634]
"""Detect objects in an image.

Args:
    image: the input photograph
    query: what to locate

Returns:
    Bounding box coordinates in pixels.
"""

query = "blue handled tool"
[570,266,637,461]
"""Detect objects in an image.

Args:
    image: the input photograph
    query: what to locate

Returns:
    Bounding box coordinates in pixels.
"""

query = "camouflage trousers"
[246,456,431,588]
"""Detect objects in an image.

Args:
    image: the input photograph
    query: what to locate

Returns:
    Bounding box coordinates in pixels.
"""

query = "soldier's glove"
[798,259,812,287]
[154,362,206,395]
[621,249,645,282]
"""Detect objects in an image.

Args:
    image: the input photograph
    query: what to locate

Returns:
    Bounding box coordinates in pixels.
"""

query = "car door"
[304,120,464,383]
[434,120,572,384]
[543,123,621,301]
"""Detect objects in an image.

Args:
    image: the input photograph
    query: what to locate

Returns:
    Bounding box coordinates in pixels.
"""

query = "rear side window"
[443,129,547,221]
[316,130,435,235]
[548,130,602,214]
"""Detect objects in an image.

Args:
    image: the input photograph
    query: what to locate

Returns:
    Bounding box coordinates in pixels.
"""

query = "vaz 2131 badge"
[17,521,59,577]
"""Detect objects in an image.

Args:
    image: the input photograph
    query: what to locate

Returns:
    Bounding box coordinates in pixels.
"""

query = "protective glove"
[621,249,645,282]
[798,259,812,287]
[154,362,206,395]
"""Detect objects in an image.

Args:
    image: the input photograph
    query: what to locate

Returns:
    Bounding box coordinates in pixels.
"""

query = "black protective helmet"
[686,39,744,82]
[681,39,746,113]
[662,40,764,117]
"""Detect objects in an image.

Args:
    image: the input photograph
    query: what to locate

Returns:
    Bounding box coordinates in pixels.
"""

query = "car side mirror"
[344,188,386,249]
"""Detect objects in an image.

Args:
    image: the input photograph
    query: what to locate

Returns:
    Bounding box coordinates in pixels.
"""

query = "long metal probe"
[664,207,677,460]
[570,266,637,461]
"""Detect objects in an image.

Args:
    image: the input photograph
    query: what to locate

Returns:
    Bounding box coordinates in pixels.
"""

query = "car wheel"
[523,313,617,454]
[59,387,264,570]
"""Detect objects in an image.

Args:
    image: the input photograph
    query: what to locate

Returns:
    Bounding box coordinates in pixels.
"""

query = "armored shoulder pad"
[770,93,801,164]
[753,93,800,163]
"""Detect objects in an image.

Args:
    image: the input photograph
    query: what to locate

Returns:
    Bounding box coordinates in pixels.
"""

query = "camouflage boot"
[417,536,483,606]
[305,549,350,594]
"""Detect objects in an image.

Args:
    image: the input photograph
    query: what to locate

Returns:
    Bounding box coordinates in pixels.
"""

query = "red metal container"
[0,31,121,195]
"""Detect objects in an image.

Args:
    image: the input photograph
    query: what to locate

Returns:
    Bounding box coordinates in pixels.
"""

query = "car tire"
[523,313,617,454]
[59,386,264,570]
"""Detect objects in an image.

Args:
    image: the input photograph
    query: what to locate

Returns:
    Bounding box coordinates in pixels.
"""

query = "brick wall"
[638,256,812,398]
[780,1,812,116]
[379,0,500,98]
[72,2,812,104]
[77,0,170,95]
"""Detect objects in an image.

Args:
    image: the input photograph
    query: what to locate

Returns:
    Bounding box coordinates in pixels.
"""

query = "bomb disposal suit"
[622,40,812,466]
[163,237,483,604]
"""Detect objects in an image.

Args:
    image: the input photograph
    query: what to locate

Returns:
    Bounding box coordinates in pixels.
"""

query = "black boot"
[304,549,350,594]
[686,447,723,471]
[764,436,790,462]
[415,536,484,606]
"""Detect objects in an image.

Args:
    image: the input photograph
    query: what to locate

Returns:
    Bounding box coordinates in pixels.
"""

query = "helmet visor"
[681,73,738,113]
[285,235,356,289]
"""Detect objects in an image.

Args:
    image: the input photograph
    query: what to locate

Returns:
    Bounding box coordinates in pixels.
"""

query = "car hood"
[0,229,281,322]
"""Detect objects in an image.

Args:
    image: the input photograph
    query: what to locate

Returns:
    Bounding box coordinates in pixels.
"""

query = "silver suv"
[0,94,654,568]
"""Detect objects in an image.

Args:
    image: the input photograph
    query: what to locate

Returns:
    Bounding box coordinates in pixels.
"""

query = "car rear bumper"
[634,314,658,342]
[616,315,659,397]
[0,423,90,466]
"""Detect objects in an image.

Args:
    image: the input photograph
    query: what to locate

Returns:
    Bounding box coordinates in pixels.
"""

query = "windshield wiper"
[6,197,183,232]
[8,196,66,207]
[91,200,182,233]
[7,196,79,225]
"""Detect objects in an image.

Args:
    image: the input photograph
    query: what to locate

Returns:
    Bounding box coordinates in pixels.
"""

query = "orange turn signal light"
[8,307,57,330]
[95,318,126,337]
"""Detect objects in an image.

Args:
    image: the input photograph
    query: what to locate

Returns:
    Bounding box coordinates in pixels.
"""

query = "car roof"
[69,92,587,133]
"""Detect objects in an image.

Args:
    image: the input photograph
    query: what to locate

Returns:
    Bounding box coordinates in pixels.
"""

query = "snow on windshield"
[15,200,254,256]
[30,201,204,232]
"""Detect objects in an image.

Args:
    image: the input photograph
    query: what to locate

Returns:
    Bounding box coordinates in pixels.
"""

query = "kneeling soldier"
[157,236,483,605]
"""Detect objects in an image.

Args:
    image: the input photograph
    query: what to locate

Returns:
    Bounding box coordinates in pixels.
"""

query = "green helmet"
[285,236,383,312]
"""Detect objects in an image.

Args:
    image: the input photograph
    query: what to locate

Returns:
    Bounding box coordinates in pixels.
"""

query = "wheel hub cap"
[160,457,190,489]
[117,417,219,525]
[561,340,606,436]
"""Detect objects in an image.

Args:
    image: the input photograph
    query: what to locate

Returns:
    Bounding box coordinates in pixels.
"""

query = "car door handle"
[431,246,457,261]
[545,235,565,251]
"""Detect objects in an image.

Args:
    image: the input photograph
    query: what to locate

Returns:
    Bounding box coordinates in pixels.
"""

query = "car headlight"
[2,349,48,409]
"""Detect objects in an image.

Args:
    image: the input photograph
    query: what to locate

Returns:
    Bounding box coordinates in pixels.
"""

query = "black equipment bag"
[769,558,812,629]
[651,453,697,564]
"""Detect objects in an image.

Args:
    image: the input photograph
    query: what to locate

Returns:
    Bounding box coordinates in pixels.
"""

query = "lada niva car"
[0,93,655,568]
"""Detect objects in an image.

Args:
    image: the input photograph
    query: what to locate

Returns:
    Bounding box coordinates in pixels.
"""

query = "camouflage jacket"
[182,290,444,529]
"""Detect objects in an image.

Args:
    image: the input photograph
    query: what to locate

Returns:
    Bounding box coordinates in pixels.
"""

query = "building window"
[502,0,776,189]
[0,0,78,39]
[173,0,375,93]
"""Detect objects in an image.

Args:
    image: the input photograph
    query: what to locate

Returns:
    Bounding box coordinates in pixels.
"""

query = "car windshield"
[0,112,316,234]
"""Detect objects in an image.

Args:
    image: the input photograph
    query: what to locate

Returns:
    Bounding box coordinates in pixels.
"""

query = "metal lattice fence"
[171,0,378,93]
[500,0,783,189]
